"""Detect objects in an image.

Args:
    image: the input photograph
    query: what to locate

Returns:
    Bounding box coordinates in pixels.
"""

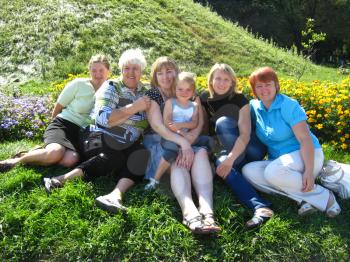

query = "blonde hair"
[151,56,179,90]
[88,54,111,70]
[207,63,238,98]
[177,71,196,93]
[118,48,147,71]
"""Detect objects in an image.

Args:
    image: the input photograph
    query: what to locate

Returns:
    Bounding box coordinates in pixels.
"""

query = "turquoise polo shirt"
[250,94,321,160]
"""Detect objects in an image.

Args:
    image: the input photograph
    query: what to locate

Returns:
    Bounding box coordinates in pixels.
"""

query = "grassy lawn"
[0,140,349,261]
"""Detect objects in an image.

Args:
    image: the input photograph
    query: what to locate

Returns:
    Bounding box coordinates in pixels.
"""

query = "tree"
[195,0,350,65]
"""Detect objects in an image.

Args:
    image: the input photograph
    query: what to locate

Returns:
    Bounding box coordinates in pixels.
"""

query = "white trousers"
[242,149,329,211]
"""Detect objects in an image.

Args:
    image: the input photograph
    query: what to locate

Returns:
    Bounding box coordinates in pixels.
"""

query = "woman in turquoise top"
[242,67,341,217]
[0,55,110,172]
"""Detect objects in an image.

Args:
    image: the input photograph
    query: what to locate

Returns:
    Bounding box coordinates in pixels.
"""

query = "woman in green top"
[0,54,110,172]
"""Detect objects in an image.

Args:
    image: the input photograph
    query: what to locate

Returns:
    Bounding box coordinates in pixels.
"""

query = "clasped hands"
[302,172,315,192]
[134,96,151,112]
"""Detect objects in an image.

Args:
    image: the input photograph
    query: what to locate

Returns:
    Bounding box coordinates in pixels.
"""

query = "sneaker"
[298,202,317,216]
[144,178,160,190]
[95,195,127,213]
[43,177,62,194]
[326,192,341,218]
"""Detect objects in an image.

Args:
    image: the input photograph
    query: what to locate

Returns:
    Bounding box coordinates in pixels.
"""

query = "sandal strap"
[246,210,273,229]
[201,213,221,232]
[182,215,202,227]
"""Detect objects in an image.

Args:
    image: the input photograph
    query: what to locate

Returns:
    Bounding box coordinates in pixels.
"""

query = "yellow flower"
[340,143,348,150]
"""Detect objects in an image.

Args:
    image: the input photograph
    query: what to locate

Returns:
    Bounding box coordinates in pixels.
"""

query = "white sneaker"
[144,178,160,190]
[43,177,62,194]
[298,202,317,216]
[95,195,127,213]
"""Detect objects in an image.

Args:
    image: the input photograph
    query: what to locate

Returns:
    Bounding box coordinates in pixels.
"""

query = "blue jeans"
[161,135,214,163]
[215,116,271,210]
[143,133,163,180]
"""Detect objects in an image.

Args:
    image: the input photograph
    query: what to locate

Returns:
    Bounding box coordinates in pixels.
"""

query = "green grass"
[0,140,349,261]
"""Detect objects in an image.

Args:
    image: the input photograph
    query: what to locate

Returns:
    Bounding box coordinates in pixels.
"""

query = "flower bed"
[196,75,350,150]
[2,74,348,150]
[0,92,52,141]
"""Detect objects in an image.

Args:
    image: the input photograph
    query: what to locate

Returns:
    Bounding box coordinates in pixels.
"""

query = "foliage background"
[195,0,350,65]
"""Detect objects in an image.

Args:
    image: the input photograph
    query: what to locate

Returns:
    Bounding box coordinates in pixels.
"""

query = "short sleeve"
[249,99,259,125]
[94,81,119,127]
[146,88,164,106]
[281,98,307,127]
[57,79,80,106]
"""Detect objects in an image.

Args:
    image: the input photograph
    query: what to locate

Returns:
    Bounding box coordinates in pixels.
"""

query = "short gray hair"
[118,48,147,71]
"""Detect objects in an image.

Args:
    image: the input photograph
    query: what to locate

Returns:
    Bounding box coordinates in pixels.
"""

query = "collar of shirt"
[113,78,146,95]
[257,94,284,112]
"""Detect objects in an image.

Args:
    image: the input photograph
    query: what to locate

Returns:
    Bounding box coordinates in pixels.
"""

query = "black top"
[144,87,164,134]
[200,91,249,124]
[145,87,164,107]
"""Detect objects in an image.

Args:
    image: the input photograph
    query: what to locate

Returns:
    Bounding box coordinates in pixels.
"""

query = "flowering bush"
[2,73,348,151]
[196,75,350,151]
[0,92,52,142]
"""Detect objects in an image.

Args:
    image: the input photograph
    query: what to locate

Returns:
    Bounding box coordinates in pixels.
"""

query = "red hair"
[249,67,280,97]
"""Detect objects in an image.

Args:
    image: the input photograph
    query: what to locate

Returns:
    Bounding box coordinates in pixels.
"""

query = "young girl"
[145,72,212,190]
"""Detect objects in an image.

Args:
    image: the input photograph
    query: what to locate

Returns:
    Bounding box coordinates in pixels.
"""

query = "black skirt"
[43,117,81,152]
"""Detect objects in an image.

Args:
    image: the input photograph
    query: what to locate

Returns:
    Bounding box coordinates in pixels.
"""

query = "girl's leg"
[170,164,201,220]
[154,157,170,181]
[190,149,214,215]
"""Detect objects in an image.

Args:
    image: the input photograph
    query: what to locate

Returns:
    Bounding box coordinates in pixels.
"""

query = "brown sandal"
[201,213,221,233]
[183,216,213,235]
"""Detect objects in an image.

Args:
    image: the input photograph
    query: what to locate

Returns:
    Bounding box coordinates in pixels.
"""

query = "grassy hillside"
[0,0,342,87]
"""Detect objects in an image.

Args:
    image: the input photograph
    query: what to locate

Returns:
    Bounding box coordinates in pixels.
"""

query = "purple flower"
[25,131,33,138]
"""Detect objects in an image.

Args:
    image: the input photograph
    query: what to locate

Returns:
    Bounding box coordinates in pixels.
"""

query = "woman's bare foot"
[0,158,21,172]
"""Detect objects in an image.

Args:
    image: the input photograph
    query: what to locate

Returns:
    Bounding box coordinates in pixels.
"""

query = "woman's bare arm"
[216,104,251,178]
[51,103,64,119]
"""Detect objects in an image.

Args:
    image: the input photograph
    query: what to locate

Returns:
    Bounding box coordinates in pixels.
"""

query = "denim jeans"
[161,135,214,163]
[143,133,163,180]
[215,116,266,170]
[215,116,271,210]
